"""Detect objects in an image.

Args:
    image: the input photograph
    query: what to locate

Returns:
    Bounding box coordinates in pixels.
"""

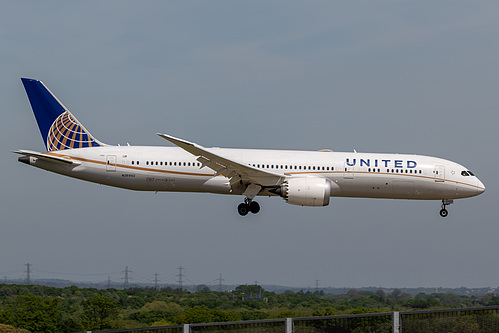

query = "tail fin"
[21,78,105,151]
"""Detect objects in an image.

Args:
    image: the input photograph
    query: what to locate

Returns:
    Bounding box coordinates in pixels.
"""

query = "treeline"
[0,284,498,333]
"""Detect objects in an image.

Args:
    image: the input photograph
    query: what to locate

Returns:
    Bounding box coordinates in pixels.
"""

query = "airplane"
[15,78,485,217]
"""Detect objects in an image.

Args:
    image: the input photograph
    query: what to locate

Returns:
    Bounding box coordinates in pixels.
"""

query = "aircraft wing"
[157,134,285,188]
[13,149,77,165]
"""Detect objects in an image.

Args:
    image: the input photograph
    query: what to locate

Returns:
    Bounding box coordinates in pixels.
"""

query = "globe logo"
[46,111,100,151]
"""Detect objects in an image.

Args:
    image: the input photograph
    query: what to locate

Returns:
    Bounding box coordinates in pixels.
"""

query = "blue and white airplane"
[15,78,485,217]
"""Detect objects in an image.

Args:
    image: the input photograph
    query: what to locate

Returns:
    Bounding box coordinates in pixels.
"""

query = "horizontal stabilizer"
[13,150,77,165]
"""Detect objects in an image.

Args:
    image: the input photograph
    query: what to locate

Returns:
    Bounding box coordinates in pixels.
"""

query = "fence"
[83,305,499,333]
[399,306,499,333]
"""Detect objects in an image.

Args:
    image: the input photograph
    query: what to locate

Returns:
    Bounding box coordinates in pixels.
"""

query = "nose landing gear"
[237,198,260,216]
[439,199,454,217]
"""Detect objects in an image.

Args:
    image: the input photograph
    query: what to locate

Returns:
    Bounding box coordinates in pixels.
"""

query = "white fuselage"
[26,146,485,201]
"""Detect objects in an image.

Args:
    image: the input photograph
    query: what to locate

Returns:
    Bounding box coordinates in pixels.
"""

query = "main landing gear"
[439,199,454,217]
[237,198,260,216]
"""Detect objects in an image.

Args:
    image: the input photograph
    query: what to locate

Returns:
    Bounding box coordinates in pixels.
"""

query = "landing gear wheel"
[249,201,260,214]
[439,199,453,218]
[238,203,249,216]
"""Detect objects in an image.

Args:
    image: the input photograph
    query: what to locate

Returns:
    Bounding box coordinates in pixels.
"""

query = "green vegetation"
[0,284,497,332]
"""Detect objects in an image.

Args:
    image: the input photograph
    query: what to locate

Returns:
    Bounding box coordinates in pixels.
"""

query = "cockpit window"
[468,170,475,176]
[461,170,475,177]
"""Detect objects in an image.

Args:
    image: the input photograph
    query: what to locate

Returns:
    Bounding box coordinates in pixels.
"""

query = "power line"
[176,266,184,290]
[25,263,31,285]
[217,273,225,292]
[122,266,133,289]
[36,269,120,277]
[154,273,160,291]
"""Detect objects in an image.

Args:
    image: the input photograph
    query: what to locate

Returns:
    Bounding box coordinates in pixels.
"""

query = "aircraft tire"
[249,201,260,214]
[238,203,249,216]
[439,209,448,217]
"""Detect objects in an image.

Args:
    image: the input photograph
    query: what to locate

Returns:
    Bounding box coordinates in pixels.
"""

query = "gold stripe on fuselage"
[43,152,483,191]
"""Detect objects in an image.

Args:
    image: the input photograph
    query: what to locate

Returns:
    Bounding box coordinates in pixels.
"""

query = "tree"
[313,307,336,316]
[196,285,210,292]
[82,295,119,330]
[2,294,60,333]
[375,289,386,298]
[234,284,264,296]
[173,306,239,324]
[0,324,31,333]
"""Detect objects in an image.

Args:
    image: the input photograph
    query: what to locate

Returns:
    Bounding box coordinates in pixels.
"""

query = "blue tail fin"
[21,78,105,151]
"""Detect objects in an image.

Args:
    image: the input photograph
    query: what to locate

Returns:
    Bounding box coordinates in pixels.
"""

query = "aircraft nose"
[476,178,486,195]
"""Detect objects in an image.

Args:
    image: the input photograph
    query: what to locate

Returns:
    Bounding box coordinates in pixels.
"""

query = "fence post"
[183,324,190,333]
[285,317,293,333]
[393,312,400,333]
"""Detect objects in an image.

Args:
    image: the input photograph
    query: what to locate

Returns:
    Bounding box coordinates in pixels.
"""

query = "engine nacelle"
[280,177,332,206]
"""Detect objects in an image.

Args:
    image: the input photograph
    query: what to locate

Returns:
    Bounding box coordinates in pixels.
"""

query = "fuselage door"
[435,165,445,182]
[344,162,354,179]
[106,155,117,172]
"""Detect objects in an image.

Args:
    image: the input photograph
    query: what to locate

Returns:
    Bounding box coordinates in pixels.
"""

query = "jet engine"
[278,177,332,206]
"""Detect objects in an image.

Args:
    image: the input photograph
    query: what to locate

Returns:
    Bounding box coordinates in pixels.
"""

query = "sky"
[1,1,498,290]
